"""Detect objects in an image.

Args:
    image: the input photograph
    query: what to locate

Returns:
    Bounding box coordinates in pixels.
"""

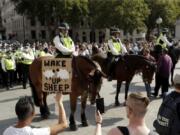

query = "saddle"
[107,54,126,80]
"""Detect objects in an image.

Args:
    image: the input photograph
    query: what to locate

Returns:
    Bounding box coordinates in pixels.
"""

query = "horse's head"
[87,69,106,104]
[142,61,156,84]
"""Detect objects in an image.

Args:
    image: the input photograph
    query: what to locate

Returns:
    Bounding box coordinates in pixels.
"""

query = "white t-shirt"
[3,126,50,135]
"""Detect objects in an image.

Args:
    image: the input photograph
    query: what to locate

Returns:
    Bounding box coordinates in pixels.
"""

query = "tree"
[89,0,150,34]
[145,0,180,32]
[11,0,89,27]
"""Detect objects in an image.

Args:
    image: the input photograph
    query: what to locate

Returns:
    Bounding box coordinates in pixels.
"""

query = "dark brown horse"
[91,47,156,105]
[29,56,105,131]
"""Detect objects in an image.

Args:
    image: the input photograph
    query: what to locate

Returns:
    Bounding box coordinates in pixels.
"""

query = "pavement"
[0,61,179,135]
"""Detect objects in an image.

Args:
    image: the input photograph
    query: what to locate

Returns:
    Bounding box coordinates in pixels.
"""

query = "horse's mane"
[91,52,107,59]
[78,55,97,68]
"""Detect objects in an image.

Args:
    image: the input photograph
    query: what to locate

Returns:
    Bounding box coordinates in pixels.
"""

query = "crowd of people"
[1,22,180,135]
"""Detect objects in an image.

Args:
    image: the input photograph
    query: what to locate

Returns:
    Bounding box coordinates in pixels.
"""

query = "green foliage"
[89,0,149,33]
[145,0,180,30]
[11,0,180,33]
[11,0,89,27]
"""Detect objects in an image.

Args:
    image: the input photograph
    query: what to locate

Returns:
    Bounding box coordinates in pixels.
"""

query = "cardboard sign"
[42,58,72,93]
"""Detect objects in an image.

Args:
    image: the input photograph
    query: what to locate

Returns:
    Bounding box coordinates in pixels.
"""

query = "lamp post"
[156,17,163,36]
[22,14,25,42]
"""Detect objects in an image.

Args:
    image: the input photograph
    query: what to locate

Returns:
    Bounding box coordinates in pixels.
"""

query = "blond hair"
[127,92,150,117]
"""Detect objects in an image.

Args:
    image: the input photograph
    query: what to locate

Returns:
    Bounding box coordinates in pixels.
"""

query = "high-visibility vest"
[22,52,33,65]
[113,42,122,53]
[39,51,46,57]
[156,33,167,49]
[63,37,73,49]
[4,58,14,70]
[15,50,22,63]
[22,59,33,65]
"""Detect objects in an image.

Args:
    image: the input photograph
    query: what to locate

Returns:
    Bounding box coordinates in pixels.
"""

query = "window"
[41,30,46,39]
[90,31,95,43]
[81,20,84,27]
[82,32,86,42]
[40,19,45,26]
[31,30,36,39]
[30,18,36,26]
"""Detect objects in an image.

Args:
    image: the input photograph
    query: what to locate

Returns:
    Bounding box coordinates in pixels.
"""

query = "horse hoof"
[115,101,120,106]
[69,124,78,131]
[122,101,126,106]
[41,114,49,119]
[82,121,88,127]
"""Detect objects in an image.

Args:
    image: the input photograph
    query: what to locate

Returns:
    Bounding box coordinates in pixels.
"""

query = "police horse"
[29,56,105,131]
[92,46,156,106]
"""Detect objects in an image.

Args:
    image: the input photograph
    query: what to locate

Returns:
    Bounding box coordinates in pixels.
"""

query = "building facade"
[175,19,180,40]
[0,0,50,42]
[0,0,145,43]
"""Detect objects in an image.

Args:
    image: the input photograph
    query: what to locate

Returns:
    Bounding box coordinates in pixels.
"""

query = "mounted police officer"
[107,27,127,81]
[53,22,75,58]
[156,28,172,50]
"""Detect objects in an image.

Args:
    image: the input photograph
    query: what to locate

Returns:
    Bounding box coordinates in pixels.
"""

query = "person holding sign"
[53,23,75,58]
[3,92,68,135]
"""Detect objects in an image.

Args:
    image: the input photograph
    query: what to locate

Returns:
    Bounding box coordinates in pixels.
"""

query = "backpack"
[153,91,180,135]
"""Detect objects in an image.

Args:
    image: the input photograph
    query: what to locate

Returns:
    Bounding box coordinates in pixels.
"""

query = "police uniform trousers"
[16,62,23,84]
[0,63,6,88]
[22,64,30,89]
[5,70,14,89]
[154,73,169,96]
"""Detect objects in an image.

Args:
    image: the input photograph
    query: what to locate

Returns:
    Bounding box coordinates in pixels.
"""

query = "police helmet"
[110,27,121,35]
[162,28,169,34]
[58,22,70,30]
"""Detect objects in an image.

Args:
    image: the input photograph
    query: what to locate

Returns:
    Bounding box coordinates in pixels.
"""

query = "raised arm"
[50,92,68,135]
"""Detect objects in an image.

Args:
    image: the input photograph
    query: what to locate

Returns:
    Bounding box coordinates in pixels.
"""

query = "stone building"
[175,19,180,40]
[0,0,146,43]
[0,0,50,42]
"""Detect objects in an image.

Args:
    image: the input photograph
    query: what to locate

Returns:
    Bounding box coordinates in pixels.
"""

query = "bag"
[117,126,129,135]
[153,92,180,135]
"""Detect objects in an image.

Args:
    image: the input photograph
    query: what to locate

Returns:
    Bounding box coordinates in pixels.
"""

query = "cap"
[174,74,180,85]
[58,22,70,30]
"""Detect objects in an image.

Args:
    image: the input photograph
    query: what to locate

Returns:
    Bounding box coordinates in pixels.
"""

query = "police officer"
[107,27,127,81]
[1,48,16,90]
[53,22,75,58]
[21,43,34,89]
[14,44,23,84]
[156,28,172,49]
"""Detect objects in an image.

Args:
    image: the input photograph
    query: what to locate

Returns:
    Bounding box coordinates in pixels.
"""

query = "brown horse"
[29,56,105,131]
[91,47,156,106]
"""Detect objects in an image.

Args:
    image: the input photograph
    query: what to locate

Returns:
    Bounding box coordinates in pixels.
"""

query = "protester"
[3,92,68,135]
[153,73,180,135]
[152,49,172,97]
[94,92,157,135]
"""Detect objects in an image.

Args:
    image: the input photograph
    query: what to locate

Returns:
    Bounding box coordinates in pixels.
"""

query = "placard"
[42,58,72,93]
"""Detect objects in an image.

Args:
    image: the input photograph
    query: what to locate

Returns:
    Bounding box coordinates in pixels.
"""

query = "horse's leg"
[115,81,122,106]
[69,93,78,131]
[40,93,50,119]
[81,93,88,127]
[124,81,130,105]
[43,93,50,115]
[171,64,175,85]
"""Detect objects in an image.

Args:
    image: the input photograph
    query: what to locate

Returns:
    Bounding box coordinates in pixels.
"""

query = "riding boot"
[107,54,114,81]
